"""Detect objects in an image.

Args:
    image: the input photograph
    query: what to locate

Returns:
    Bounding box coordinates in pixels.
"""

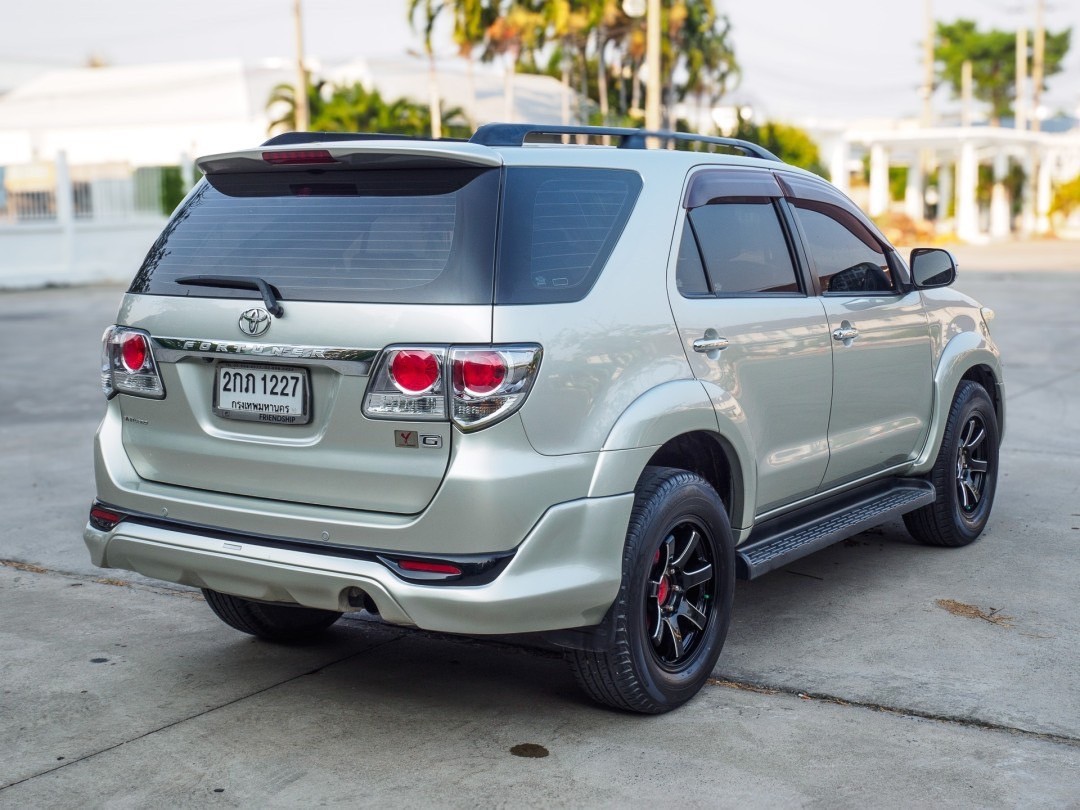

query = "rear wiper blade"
[175,275,285,318]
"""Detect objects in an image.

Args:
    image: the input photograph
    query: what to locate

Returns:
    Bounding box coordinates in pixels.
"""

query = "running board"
[736,478,936,580]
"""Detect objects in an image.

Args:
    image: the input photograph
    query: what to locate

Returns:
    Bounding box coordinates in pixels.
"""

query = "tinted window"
[675,221,709,295]
[496,168,643,304]
[688,201,799,294]
[130,169,499,304]
[792,201,893,294]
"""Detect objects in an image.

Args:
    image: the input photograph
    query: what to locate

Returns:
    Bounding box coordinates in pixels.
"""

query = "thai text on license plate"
[213,363,310,425]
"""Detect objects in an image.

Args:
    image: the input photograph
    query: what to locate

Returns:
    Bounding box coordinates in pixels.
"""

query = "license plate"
[213,363,311,425]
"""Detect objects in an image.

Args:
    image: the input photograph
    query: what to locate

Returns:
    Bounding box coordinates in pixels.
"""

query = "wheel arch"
[911,333,1005,474]
[590,380,756,532]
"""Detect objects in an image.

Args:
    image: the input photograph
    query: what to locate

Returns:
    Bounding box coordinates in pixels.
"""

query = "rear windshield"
[130,165,641,305]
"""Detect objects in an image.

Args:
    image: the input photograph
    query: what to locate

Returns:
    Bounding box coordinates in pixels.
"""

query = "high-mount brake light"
[261,149,338,165]
[390,350,440,395]
[101,326,166,400]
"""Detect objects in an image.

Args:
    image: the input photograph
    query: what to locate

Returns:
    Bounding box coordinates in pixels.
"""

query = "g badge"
[394,431,443,449]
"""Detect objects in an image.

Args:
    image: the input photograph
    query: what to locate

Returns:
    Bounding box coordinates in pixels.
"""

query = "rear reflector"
[262,149,338,165]
[89,505,123,531]
[398,559,463,576]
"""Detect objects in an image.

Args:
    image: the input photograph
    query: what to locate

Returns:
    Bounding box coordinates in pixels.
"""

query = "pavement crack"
[708,676,1080,748]
[0,635,405,793]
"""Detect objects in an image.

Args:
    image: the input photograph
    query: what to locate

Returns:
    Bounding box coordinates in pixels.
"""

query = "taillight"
[389,350,441,395]
[362,347,447,419]
[101,326,165,399]
[454,350,506,396]
[362,344,541,431]
[449,346,542,431]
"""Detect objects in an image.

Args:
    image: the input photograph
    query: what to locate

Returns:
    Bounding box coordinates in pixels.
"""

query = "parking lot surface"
[2,242,1078,806]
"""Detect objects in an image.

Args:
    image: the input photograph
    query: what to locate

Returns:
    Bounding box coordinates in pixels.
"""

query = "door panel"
[819,293,933,486]
[668,193,832,516]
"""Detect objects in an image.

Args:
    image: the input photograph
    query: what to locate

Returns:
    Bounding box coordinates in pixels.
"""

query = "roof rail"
[469,123,782,162]
[261,131,466,147]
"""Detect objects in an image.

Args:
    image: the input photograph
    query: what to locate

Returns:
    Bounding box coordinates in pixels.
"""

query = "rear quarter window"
[496,167,643,304]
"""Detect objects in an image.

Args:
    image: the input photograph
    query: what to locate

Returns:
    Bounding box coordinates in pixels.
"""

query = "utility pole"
[1016,27,1028,130]
[961,59,973,127]
[1032,0,1045,131]
[645,0,661,132]
[921,0,934,128]
[293,0,309,132]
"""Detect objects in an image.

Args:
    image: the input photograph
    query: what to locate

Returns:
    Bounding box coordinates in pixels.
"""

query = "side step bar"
[736,478,936,580]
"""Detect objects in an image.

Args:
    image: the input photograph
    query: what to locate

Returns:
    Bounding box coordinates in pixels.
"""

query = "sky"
[4,0,1079,124]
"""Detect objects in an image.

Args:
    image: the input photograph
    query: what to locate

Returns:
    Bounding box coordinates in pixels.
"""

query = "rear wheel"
[568,467,735,714]
[904,380,999,547]
[202,589,342,642]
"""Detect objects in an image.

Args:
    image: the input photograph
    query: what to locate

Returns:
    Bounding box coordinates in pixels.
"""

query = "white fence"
[0,152,192,289]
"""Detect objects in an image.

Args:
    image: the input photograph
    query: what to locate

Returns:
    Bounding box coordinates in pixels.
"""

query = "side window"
[687,201,800,294]
[792,201,894,294]
[675,220,709,295]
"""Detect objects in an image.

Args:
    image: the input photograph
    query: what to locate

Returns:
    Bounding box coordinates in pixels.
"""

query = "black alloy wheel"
[568,466,735,714]
[905,380,999,547]
[646,521,715,669]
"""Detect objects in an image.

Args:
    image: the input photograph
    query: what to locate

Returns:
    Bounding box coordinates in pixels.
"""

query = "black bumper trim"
[91,500,515,586]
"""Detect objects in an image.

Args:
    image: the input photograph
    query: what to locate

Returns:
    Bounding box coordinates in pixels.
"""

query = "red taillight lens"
[455,351,507,396]
[390,350,440,395]
[262,149,337,165]
[398,559,463,576]
[89,505,123,531]
[119,332,148,372]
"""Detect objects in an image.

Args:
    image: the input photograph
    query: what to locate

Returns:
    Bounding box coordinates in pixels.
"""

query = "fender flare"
[911,332,1004,474]
[590,379,757,531]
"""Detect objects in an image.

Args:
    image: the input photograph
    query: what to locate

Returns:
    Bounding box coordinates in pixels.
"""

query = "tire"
[904,380,1000,547]
[202,589,342,642]
[568,466,735,714]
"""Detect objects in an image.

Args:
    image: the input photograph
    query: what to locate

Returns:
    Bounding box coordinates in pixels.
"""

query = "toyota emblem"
[238,308,271,337]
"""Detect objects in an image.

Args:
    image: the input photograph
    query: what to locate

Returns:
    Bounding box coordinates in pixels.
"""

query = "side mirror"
[910,248,957,288]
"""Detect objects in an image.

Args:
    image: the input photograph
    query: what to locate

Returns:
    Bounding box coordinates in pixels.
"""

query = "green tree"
[935,19,1071,123]
[266,80,328,133]
[734,121,825,177]
[312,83,470,137]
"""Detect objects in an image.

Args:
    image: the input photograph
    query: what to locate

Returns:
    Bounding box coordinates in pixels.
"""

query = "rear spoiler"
[197,140,502,175]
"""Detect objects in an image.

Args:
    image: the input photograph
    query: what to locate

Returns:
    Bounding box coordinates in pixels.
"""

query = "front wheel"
[568,467,735,714]
[202,589,342,642]
[904,380,1000,547]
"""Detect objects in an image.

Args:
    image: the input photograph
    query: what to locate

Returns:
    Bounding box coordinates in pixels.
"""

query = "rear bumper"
[84,492,633,634]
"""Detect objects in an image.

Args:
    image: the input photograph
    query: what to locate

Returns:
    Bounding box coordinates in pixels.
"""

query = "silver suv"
[86,124,1004,713]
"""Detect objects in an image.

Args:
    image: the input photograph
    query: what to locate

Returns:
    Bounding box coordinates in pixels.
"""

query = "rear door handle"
[832,325,859,342]
[693,337,730,353]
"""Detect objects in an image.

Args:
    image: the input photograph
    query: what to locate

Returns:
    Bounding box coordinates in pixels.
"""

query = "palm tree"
[408,0,446,138]
[485,2,547,122]
[266,80,328,133]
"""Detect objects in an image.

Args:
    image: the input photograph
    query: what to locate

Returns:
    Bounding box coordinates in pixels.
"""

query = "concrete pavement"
[2,248,1079,805]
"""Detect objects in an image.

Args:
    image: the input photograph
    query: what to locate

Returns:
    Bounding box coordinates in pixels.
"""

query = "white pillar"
[904,158,924,220]
[938,161,953,227]
[829,139,851,194]
[1020,150,1037,237]
[54,150,75,281]
[1036,155,1053,234]
[956,141,980,242]
[989,151,1011,239]
[869,144,890,217]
